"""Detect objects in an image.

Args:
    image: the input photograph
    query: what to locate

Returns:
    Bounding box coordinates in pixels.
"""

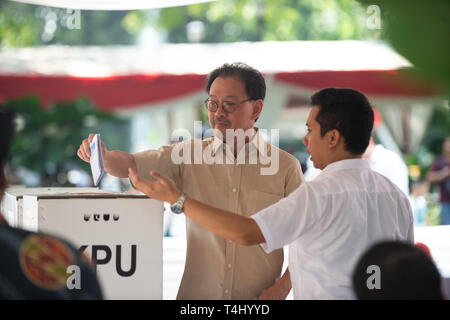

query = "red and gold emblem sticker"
[19,234,75,290]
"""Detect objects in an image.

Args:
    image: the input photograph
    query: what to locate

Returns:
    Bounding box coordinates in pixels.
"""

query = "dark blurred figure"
[428,137,450,225]
[352,241,443,300]
[0,108,103,299]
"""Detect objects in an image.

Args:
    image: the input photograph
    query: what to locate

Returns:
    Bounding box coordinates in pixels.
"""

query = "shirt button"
[224,289,229,294]
[228,239,232,243]
[232,188,237,193]
[227,264,232,268]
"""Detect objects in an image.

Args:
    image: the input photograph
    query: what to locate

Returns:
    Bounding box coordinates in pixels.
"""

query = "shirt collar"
[211,127,267,156]
[321,158,370,175]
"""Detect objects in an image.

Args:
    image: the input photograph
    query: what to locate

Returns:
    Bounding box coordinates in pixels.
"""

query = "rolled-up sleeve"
[251,184,318,253]
[133,143,183,187]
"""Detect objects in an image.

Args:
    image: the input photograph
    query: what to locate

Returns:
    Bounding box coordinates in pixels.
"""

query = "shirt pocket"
[246,189,283,216]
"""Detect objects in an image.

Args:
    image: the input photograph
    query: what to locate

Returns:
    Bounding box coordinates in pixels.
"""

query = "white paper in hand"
[90,134,105,187]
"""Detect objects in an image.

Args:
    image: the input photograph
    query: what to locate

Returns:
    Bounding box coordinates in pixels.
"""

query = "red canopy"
[0,69,440,111]
[275,69,440,98]
[0,73,206,111]
[0,41,443,110]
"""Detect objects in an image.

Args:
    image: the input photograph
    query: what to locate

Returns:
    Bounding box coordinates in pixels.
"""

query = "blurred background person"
[352,240,444,300]
[362,108,409,196]
[427,137,450,225]
[410,181,430,226]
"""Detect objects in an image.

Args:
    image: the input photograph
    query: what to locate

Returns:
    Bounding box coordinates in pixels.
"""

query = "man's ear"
[326,129,341,148]
[251,99,263,121]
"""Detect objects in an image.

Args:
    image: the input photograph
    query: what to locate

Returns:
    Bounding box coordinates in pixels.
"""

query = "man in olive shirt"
[78,63,304,299]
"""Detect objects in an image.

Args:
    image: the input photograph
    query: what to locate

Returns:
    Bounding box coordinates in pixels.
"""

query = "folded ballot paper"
[90,133,105,187]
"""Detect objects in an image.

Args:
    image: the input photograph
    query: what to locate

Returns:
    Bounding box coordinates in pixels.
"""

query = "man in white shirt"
[128,88,414,299]
[305,108,410,197]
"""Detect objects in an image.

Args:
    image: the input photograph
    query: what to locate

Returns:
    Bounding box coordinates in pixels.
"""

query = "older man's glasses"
[204,98,252,113]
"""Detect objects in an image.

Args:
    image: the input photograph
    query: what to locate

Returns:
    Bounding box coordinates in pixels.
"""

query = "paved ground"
[414,225,450,297]
[162,214,187,300]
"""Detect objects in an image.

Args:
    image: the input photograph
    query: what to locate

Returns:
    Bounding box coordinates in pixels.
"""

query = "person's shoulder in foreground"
[0,223,103,300]
[0,108,103,300]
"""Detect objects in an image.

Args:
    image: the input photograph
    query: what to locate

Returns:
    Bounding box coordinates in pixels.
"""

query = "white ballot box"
[21,191,164,300]
[2,187,100,228]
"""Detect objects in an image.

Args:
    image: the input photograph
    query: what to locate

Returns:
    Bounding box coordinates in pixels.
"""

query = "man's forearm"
[104,150,137,178]
[127,168,265,245]
[183,197,265,246]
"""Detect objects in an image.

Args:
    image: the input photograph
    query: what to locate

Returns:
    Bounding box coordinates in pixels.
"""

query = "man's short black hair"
[0,108,16,196]
[205,62,266,101]
[310,88,374,155]
[352,241,443,300]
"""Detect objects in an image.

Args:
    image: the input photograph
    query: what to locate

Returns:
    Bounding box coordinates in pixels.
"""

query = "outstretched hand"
[128,168,181,204]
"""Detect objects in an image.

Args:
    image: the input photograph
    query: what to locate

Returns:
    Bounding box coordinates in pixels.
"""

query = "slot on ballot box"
[21,190,163,300]
[2,187,100,228]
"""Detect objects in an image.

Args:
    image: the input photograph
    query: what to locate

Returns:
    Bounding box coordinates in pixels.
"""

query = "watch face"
[171,192,186,214]
[171,204,182,214]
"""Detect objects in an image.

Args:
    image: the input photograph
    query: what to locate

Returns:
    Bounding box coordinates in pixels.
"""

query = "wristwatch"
[170,192,187,214]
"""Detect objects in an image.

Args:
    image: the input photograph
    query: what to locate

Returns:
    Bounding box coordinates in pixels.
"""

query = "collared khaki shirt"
[134,130,304,299]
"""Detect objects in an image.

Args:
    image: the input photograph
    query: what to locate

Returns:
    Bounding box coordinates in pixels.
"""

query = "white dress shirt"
[304,144,410,196]
[251,158,414,300]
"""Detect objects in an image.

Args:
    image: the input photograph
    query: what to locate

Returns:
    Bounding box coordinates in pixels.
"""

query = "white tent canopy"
[0,40,411,77]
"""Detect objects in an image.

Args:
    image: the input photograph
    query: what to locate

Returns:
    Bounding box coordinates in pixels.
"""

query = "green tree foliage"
[2,96,129,186]
[422,104,450,156]
[0,1,41,46]
[0,0,135,46]
[0,0,382,47]
[357,0,450,94]
[50,11,134,45]
[151,0,381,42]
[356,0,450,182]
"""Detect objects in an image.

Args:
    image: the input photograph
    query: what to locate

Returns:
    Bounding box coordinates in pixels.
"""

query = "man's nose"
[302,136,308,146]
[214,103,227,117]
